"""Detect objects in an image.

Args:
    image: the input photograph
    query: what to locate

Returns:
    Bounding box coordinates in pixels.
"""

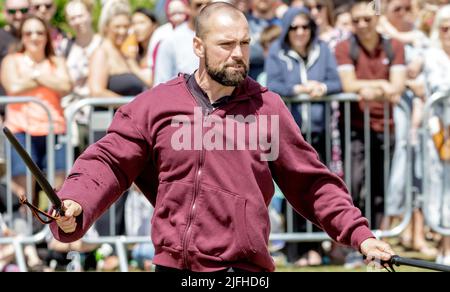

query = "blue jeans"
[9,133,66,177]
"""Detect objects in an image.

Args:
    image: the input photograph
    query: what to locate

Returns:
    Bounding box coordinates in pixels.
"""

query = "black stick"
[390,255,450,272]
[2,127,65,216]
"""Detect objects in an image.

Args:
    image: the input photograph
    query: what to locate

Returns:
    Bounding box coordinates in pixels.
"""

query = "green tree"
[55,0,155,33]
[0,0,156,32]
[0,1,5,27]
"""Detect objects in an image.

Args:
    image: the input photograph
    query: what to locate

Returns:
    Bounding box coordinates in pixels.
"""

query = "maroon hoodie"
[50,75,374,272]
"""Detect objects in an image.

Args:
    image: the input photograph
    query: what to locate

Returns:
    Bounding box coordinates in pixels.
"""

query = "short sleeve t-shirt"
[335,34,405,132]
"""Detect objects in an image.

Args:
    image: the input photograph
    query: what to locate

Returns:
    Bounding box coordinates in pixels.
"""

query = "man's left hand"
[360,238,395,264]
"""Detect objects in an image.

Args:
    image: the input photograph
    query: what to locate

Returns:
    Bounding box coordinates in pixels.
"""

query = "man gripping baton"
[3,126,65,222]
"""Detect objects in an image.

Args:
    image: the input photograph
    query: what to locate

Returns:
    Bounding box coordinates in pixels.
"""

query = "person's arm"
[88,47,120,97]
[269,94,374,249]
[126,58,153,88]
[0,54,39,95]
[269,96,395,259]
[377,15,418,45]
[34,57,72,96]
[337,69,390,94]
[407,57,424,80]
[50,100,151,242]
[265,49,296,97]
[386,66,407,104]
[423,48,450,94]
[321,44,342,95]
[383,41,407,104]
[335,41,406,103]
[334,41,388,94]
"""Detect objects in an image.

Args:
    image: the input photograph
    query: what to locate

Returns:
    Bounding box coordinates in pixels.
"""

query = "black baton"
[3,127,65,217]
[390,255,450,272]
[365,255,450,272]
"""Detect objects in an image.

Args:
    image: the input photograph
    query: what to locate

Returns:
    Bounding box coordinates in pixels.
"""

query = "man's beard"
[205,52,248,87]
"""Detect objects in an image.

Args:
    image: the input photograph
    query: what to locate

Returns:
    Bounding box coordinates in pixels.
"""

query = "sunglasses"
[32,3,54,10]
[306,4,323,11]
[23,30,46,37]
[352,17,373,25]
[289,24,311,32]
[7,8,29,15]
[393,5,412,13]
[440,26,450,33]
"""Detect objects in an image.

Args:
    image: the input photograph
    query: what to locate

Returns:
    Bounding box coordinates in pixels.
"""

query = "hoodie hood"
[278,6,318,51]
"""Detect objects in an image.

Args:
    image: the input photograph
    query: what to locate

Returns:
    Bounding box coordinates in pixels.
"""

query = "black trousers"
[346,130,395,228]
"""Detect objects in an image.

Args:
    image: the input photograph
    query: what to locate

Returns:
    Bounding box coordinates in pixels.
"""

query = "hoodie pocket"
[190,185,256,261]
[151,181,193,251]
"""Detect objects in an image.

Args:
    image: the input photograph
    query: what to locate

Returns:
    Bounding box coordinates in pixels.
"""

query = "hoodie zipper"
[180,76,256,269]
[182,106,215,270]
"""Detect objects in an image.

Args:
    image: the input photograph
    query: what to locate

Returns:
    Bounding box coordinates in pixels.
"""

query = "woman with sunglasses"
[0,15,72,271]
[1,15,71,199]
[265,6,342,267]
[30,0,67,56]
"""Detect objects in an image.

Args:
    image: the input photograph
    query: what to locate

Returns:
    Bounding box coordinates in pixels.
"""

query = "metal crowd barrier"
[270,93,413,242]
[61,94,414,271]
[0,96,56,272]
[64,97,133,174]
[422,90,450,236]
[64,97,138,271]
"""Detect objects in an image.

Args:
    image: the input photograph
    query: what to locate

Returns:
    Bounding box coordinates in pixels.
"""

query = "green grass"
[273,238,438,272]
[275,264,432,272]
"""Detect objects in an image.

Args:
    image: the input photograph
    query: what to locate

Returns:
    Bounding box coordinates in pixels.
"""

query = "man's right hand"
[54,200,82,234]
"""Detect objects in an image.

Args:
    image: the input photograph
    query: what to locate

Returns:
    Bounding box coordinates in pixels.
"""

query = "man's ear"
[193,36,205,58]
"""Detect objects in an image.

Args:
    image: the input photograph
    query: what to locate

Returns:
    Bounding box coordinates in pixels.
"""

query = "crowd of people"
[1,0,450,271]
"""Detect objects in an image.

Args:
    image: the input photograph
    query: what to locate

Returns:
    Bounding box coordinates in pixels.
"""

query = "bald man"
[50,2,394,272]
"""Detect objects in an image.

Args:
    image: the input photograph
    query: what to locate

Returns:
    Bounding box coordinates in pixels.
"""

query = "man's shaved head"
[195,1,246,39]
[193,1,250,87]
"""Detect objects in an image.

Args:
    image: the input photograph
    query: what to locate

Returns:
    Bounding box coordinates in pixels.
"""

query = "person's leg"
[350,131,365,211]
[437,236,450,264]
[24,244,44,270]
[385,106,408,221]
[0,244,16,271]
[370,132,394,229]
[443,236,450,257]
[293,132,326,267]
[411,209,437,256]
